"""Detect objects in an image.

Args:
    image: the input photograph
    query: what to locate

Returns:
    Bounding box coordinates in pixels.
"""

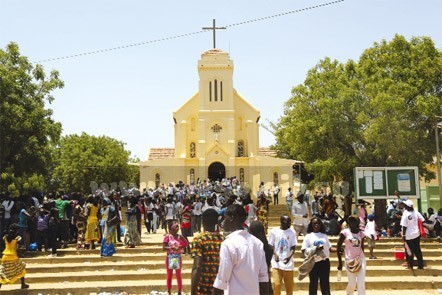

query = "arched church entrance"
[208,162,226,181]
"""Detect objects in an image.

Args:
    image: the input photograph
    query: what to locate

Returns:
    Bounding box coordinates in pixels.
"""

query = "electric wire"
[36,0,344,63]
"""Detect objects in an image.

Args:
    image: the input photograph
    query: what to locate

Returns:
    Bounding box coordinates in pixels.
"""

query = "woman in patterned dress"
[191,208,224,295]
[124,196,142,248]
[256,192,270,234]
[0,223,29,289]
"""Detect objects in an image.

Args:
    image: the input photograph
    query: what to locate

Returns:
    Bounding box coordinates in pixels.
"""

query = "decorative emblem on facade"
[211,124,222,141]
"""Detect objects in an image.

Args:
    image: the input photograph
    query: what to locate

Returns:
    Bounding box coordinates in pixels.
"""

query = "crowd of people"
[0,178,440,294]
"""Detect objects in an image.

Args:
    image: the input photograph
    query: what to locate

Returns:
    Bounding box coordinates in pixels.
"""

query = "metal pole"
[0,77,2,174]
[436,121,442,207]
[299,163,302,193]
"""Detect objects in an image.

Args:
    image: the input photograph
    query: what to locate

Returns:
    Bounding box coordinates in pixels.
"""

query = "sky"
[1,0,441,161]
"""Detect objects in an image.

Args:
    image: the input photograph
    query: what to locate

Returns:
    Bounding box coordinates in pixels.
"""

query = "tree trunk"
[374,199,387,229]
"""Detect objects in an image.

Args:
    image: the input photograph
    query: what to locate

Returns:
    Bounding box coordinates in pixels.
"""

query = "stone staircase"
[1,204,441,294]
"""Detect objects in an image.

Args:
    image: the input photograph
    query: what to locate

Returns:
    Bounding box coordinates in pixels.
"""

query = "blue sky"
[1,0,441,160]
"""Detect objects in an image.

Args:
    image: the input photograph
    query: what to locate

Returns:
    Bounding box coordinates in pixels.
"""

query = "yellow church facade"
[139,48,297,197]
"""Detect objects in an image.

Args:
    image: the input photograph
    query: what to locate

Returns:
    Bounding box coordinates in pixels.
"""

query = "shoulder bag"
[346,231,363,273]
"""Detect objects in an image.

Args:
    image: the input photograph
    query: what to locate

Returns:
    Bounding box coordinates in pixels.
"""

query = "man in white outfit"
[292,194,309,236]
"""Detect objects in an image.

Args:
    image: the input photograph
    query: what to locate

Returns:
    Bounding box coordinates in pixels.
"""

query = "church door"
[208,162,226,181]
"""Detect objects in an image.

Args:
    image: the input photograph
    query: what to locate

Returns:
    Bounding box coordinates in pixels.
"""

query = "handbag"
[168,253,181,270]
[107,214,120,227]
[346,256,362,273]
[346,230,363,273]
[418,218,427,238]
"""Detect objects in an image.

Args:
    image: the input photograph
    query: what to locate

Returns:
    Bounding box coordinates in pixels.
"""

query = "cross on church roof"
[202,19,226,49]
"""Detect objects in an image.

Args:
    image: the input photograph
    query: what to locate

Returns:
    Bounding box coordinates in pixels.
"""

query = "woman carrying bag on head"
[337,215,366,295]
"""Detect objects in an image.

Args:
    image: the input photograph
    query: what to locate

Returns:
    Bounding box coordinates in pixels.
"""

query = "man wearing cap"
[400,199,425,269]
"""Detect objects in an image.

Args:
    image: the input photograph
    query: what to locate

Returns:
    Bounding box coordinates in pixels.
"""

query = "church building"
[139,48,297,196]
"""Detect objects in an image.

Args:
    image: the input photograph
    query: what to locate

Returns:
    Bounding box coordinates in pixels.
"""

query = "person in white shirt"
[2,194,15,232]
[273,183,280,205]
[292,194,309,236]
[268,214,297,295]
[213,204,269,295]
[301,217,336,295]
[400,199,424,269]
[192,196,203,233]
[245,199,258,226]
[285,188,293,212]
[164,198,175,234]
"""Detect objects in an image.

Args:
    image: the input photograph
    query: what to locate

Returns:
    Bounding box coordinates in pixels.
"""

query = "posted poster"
[365,176,373,193]
[373,171,383,190]
[397,173,411,192]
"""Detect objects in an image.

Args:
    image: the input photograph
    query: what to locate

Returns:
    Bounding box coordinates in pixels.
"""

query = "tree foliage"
[274,35,442,184]
[0,42,64,194]
[52,133,138,193]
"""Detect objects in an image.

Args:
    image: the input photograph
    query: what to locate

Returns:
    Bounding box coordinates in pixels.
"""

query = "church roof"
[147,147,277,161]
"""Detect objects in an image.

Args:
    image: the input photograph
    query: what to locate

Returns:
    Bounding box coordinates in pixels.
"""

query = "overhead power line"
[36,0,344,63]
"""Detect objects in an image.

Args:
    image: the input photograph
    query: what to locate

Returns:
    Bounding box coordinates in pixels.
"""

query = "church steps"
[22,266,442,282]
[9,204,439,294]
[2,276,442,294]
[23,257,442,274]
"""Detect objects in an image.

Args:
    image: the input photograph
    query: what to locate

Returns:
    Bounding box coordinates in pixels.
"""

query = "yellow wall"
[139,49,296,201]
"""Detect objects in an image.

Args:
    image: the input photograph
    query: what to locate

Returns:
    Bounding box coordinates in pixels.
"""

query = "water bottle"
[337,270,342,281]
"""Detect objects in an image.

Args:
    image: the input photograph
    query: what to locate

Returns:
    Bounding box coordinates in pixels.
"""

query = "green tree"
[0,42,64,194]
[275,35,442,185]
[52,133,138,193]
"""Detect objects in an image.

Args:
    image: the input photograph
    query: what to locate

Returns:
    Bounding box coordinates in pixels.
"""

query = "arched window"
[190,168,195,183]
[273,172,279,185]
[237,141,244,157]
[191,118,196,131]
[209,81,212,102]
[190,142,196,158]
[239,168,245,183]
[214,79,218,101]
[155,173,161,188]
[220,81,223,101]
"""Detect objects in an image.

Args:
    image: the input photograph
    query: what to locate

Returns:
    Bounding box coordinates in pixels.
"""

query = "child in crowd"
[364,214,378,259]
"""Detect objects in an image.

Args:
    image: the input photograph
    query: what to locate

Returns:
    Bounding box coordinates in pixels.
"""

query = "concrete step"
[23,266,442,283]
[23,253,442,271]
[1,276,442,294]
